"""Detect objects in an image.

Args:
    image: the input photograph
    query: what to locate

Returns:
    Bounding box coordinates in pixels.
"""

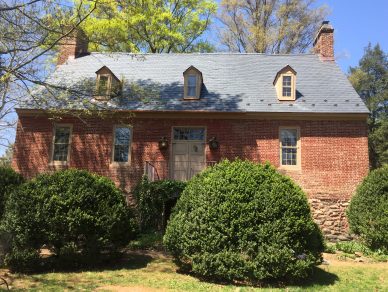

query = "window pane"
[114,145,129,162]
[98,75,109,95]
[114,127,131,162]
[188,75,196,86]
[187,75,197,97]
[283,76,291,86]
[53,127,70,161]
[280,129,298,166]
[53,144,69,161]
[115,127,131,145]
[281,129,297,146]
[54,127,70,144]
[173,128,204,141]
[283,87,291,97]
[281,147,297,165]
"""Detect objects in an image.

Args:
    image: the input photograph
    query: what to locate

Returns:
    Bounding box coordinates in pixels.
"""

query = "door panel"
[172,143,189,180]
[172,128,206,181]
[189,142,205,178]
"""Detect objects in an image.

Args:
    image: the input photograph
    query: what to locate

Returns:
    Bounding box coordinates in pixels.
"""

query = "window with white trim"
[282,76,292,97]
[52,126,71,161]
[280,128,299,166]
[183,66,202,99]
[113,127,131,162]
[97,74,110,96]
[187,75,197,97]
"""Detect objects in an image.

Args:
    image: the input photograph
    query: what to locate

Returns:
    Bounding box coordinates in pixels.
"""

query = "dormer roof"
[273,65,297,85]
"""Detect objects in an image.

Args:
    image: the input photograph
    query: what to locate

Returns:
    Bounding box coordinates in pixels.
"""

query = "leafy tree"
[218,0,329,53]
[0,145,13,167]
[349,43,388,168]
[0,0,97,146]
[76,0,217,53]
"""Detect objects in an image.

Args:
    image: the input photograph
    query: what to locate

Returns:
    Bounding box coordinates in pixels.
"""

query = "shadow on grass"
[22,251,154,275]
[177,266,339,289]
[292,267,339,288]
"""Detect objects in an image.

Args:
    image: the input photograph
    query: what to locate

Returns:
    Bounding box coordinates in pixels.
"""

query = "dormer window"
[273,65,297,101]
[183,66,202,100]
[187,75,197,97]
[95,66,121,100]
[97,74,110,96]
[282,76,292,97]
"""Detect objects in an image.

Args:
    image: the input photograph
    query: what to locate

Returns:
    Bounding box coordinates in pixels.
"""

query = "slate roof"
[20,53,369,114]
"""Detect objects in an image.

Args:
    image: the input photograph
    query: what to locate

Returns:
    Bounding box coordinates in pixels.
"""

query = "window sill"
[109,162,131,168]
[278,97,296,101]
[49,161,69,168]
[93,97,111,102]
[183,97,200,100]
[278,165,301,172]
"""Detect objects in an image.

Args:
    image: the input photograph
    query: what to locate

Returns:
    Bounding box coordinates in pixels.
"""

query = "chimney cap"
[313,20,334,46]
[318,20,334,32]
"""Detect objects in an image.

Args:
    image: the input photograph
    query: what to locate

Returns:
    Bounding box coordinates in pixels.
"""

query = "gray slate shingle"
[20,53,369,114]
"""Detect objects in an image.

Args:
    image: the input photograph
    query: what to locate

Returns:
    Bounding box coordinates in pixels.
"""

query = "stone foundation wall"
[309,198,352,241]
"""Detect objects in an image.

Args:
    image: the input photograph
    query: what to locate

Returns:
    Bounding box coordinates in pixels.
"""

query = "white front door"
[172,127,206,181]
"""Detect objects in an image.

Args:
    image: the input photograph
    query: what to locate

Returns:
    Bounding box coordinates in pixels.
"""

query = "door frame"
[170,126,207,180]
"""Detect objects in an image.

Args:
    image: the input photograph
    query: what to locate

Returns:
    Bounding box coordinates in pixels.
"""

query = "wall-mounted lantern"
[208,136,219,150]
[158,136,169,150]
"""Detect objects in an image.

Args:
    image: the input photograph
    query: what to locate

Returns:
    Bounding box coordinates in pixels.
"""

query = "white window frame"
[279,126,301,170]
[111,125,133,166]
[282,75,292,97]
[50,124,72,165]
[187,75,197,98]
[96,73,112,98]
[183,67,202,100]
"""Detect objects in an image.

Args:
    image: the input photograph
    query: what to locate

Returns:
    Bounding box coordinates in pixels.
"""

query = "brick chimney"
[57,28,88,65]
[313,21,334,61]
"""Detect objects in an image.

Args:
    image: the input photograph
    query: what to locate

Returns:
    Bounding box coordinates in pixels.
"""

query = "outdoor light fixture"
[208,137,219,150]
[158,136,169,150]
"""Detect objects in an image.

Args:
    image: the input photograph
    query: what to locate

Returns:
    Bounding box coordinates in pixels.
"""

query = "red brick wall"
[13,114,369,201]
[12,113,369,240]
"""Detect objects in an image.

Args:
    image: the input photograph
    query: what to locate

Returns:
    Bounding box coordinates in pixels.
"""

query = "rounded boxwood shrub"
[347,165,388,252]
[2,169,137,271]
[164,160,324,283]
[0,167,24,218]
[133,177,186,231]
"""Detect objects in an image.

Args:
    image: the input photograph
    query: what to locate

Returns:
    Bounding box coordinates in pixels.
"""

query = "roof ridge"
[88,52,317,57]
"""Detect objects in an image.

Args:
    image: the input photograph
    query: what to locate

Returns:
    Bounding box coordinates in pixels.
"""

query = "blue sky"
[1,0,387,156]
[317,0,388,72]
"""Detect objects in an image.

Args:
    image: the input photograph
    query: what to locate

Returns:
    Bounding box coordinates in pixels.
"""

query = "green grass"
[325,241,388,262]
[1,251,387,291]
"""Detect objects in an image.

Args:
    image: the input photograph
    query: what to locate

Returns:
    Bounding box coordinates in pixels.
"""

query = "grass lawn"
[1,251,387,291]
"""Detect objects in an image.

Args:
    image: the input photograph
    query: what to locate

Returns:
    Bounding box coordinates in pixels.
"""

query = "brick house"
[12,22,369,240]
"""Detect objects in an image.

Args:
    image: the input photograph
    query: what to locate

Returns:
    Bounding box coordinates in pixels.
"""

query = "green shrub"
[0,167,23,266]
[133,177,186,231]
[164,160,324,283]
[0,167,24,218]
[2,169,137,272]
[324,243,336,254]
[335,241,367,254]
[334,241,388,262]
[347,165,388,252]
